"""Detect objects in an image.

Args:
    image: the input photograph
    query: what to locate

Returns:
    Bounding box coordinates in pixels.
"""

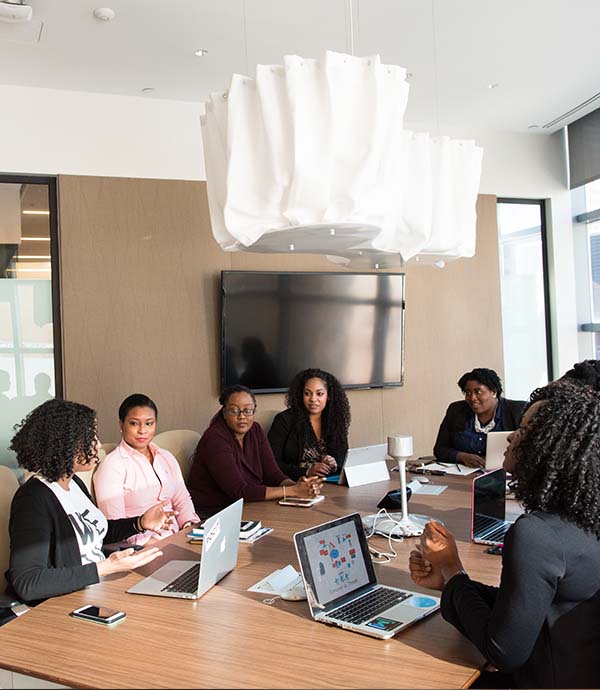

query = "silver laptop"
[485,431,511,469]
[325,444,390,487]
[471,469,513,546]
[127,498,242,599]
[293,513,439,639]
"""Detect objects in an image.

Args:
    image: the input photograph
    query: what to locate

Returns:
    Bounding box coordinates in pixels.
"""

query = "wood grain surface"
[57,175,503,463]
[0,474,513,689]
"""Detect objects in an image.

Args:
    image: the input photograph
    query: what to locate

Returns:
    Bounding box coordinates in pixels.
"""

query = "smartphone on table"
[278,495,325,507]
[70,605,126,625]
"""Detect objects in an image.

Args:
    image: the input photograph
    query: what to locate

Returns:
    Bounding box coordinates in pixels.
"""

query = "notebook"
[126,498,242,599]
[293,513,439,639]
[471,468,513,546]
[485,431,511,470]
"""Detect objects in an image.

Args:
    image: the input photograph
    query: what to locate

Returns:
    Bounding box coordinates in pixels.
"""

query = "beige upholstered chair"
[254,409,280,434]
[0,466,20,599]
[153,430,201,483]
[99,442,117,456]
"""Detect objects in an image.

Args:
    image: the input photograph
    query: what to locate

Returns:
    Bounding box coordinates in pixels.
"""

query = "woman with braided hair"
[409,384,600,688]
[268,368,351,480]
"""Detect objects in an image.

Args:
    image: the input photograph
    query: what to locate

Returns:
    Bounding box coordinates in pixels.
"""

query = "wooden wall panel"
[58,176,501,458]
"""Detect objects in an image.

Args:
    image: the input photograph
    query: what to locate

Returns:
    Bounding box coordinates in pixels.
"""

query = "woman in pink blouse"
[93,394,199,544]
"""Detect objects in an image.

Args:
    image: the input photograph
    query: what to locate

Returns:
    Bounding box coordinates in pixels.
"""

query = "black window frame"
[497,197,553,382]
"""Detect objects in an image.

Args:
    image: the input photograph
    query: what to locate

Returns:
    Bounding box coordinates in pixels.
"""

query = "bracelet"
[283,485,287,500]
[136,515,146,533]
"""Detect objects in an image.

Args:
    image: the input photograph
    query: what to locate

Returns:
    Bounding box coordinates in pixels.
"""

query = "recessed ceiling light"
[194,48,208,57]
[141,87,154,93]
[488,82,499,89]
[22,210,49,215]
[527,124,540,129]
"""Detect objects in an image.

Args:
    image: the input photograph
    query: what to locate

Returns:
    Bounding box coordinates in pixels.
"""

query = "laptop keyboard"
[474,514,510,543]
[330,587,410,625]
[161,563,200,594]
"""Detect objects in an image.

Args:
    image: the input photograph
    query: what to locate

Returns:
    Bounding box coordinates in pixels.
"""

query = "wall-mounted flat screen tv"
[221,271,405,393]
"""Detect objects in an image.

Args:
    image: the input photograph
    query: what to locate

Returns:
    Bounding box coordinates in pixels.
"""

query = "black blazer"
[433,398,526,462]
[267,409,348,481]
[7,475,139,606]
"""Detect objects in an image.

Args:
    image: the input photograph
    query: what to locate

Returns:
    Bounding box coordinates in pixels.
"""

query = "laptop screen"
[472,468,506,538]
[294,513,376,609]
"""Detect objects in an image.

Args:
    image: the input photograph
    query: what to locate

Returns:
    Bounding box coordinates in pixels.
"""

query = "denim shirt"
[449,402,504,461]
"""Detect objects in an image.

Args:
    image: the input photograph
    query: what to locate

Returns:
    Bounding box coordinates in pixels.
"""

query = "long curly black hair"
[10,399,99,483]
[285,368,351,456]
[510,383,600,538]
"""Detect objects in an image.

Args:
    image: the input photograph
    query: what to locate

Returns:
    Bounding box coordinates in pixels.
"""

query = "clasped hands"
[307,454,338,477]
[296,475,325,497]
[408,520,464,591]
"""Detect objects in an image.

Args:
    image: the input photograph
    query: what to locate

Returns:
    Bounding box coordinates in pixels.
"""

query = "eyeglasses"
[225,407,256,417]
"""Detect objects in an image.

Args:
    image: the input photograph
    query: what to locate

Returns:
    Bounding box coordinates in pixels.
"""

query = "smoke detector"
[93,7,115,21]
[0,1,33,23]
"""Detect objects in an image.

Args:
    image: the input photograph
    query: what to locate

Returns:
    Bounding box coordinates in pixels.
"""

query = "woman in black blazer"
[6,399,173,606]
[268,368,351,480]
[410,383,600,688]
[433,368,526,468]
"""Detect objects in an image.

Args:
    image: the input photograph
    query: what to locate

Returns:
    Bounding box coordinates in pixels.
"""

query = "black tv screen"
[221,271,405,393]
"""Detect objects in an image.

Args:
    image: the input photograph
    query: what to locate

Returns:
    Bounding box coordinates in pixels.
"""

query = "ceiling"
[0,0,599,134]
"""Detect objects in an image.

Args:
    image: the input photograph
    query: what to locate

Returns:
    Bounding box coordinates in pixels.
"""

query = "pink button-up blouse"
[93,440,199,545]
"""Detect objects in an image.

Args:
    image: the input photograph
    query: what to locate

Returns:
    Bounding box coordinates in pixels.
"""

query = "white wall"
[0,84,579,376]
[0,85,205,181]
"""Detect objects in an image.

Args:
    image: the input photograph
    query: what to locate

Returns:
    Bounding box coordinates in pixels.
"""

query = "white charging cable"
[364,508,404,563]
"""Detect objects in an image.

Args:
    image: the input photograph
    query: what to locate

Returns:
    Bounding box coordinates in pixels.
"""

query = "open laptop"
[471,469,513,546]
[293,513,439,639]
[325,444,390,487]
[127,498,243,599]
[485,431,511,470]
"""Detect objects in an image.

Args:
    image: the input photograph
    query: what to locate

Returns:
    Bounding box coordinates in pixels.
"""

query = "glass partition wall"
[0,176,61,480]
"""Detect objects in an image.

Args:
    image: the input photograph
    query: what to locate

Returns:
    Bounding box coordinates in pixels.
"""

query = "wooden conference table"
[0,472,510,689]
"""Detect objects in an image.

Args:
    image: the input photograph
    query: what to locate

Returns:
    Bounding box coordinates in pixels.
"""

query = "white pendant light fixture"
[200,6,483,268]
[0,0,32,23]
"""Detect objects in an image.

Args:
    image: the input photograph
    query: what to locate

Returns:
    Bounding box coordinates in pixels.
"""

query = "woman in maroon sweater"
[188,385,323,517]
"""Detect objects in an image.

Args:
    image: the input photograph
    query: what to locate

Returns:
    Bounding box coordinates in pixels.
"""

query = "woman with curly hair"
[7,398,174,606]
[433,367,526,468]
[409,385,600,688]
[268,368,351,480]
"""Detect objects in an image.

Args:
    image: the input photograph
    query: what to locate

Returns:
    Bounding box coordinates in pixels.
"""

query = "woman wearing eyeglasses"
[433,368,525,468]
[187,385,323,518]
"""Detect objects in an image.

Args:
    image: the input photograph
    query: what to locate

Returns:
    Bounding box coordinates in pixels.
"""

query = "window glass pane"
[585,178,600,212]
[0,182,56,480]
[497,201,549,400]
[588,221,600,322]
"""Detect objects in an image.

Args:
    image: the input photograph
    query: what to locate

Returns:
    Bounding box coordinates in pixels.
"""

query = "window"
[497,199,552,400]
[573,177,600,359]
[0,176,61,479]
